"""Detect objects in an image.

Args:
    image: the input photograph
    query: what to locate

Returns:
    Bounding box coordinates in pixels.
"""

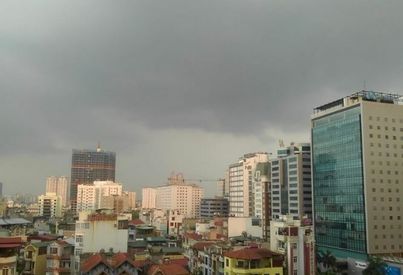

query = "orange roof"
[81,254,108,273]
[148,263,190,275]
[112,252,132,267]
[184,232,202,241]
[224,247,280,260]
[0,237,22,248]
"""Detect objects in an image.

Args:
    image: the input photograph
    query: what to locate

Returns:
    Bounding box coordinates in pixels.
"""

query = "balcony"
[0,255,17,264]
[229,266,283,274]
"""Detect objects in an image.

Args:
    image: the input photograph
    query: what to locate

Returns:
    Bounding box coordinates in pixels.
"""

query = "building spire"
[97,142,101,152]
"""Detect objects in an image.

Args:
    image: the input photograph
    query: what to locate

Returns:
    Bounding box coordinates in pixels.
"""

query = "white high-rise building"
[46,176,69,207]
[228,152,269,217]
[38,192,62,218]
[141,188,157,209]
[155,174,203,218]
[76,181,123,212]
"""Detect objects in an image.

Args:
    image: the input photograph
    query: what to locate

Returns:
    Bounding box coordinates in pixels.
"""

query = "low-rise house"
[224,247,284,275]
[199,244,231,275]
[0,237,23,275]
[0,218,32,236]
[80,252,138,275]
[23,241,50,275]
[186,241,216,273]
[46,240,74,275]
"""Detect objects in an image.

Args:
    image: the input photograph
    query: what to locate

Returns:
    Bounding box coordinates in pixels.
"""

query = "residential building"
[125,191,136,210]
[271,143,312,220]
[228,153,269,217]
[23,242,50,275]
[168,210,184,236]
[199,243,231,275]
[45,240,74,275]
[38,192,62,218]
[270,216,315,275]
[200,197,229,219]
[312,91,403,260]
[0,237,22,275]
[76,181,123,212]
[155,174,203,218]
[80,252,138,275]
[223,247,284,275]
[46,176,70,207]
[228,217,263,239]
[253,162,271,240]
[74,210,130,255]
[142,188,157,209]
[70,146,116,212]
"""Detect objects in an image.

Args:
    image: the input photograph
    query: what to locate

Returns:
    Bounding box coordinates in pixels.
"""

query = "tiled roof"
[184,232,202,241]
[148,263,190,275]
[112,252,133,267]
[224,247,280,260]
[81,254,108,273]
[0,237,22,248]
[81,252,137,273]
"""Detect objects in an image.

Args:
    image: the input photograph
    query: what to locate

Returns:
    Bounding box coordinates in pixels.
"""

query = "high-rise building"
[312,91,403,260]
[155,174,203,218]
[70,146,116,211]
[46,176,69,207]
[38,192,62,218]
[271,143,312,220]
[228,152,269,217]
[141,187,157,209]
[200,197,229,218]
[76,180,122,212]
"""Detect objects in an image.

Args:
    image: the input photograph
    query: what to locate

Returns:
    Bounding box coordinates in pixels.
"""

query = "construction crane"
[167,172,226,196]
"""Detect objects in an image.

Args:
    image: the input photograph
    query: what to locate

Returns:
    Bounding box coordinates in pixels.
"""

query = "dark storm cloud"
[1,0,403,193]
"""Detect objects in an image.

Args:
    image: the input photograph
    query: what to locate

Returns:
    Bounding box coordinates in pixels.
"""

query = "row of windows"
[368,116,403,123]
[374,244,403,250]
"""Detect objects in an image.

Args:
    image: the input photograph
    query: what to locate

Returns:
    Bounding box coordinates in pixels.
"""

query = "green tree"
[363,256,386,275]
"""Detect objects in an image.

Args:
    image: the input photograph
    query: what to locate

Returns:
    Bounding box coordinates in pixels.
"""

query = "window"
[50,247,58,254]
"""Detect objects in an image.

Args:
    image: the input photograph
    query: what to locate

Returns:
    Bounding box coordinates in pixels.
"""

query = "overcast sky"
[1,0,403,197]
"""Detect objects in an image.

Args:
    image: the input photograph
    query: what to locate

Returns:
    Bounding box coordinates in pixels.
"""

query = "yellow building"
[23,242,50,275]
[224,247,284,275]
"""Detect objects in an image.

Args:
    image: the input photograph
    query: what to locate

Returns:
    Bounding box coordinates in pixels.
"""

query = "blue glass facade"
[312,106,367,259]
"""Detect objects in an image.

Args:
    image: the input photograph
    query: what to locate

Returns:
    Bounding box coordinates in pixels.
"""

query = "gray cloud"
[1,0,403,194]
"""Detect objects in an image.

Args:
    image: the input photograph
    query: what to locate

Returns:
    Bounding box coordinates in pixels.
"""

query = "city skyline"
[2,1,403,196]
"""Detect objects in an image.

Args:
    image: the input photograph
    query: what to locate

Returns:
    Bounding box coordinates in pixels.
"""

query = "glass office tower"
[312,91,403,260]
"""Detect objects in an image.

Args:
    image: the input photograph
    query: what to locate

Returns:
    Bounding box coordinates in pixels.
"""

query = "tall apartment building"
[312,91,403,260]
[38,192,62,218]
[46,176,69,207]
[76,181,122,212]
[155,174,203,218]
[228,152,269,217]
[253,162,271,240]
[70,146,116,211]
[141,187,157,209]
[271,143,312,220]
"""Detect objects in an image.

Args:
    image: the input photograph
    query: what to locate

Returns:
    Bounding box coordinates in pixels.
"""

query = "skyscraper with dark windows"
[312,91,403,262]
[70,145,116,212]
